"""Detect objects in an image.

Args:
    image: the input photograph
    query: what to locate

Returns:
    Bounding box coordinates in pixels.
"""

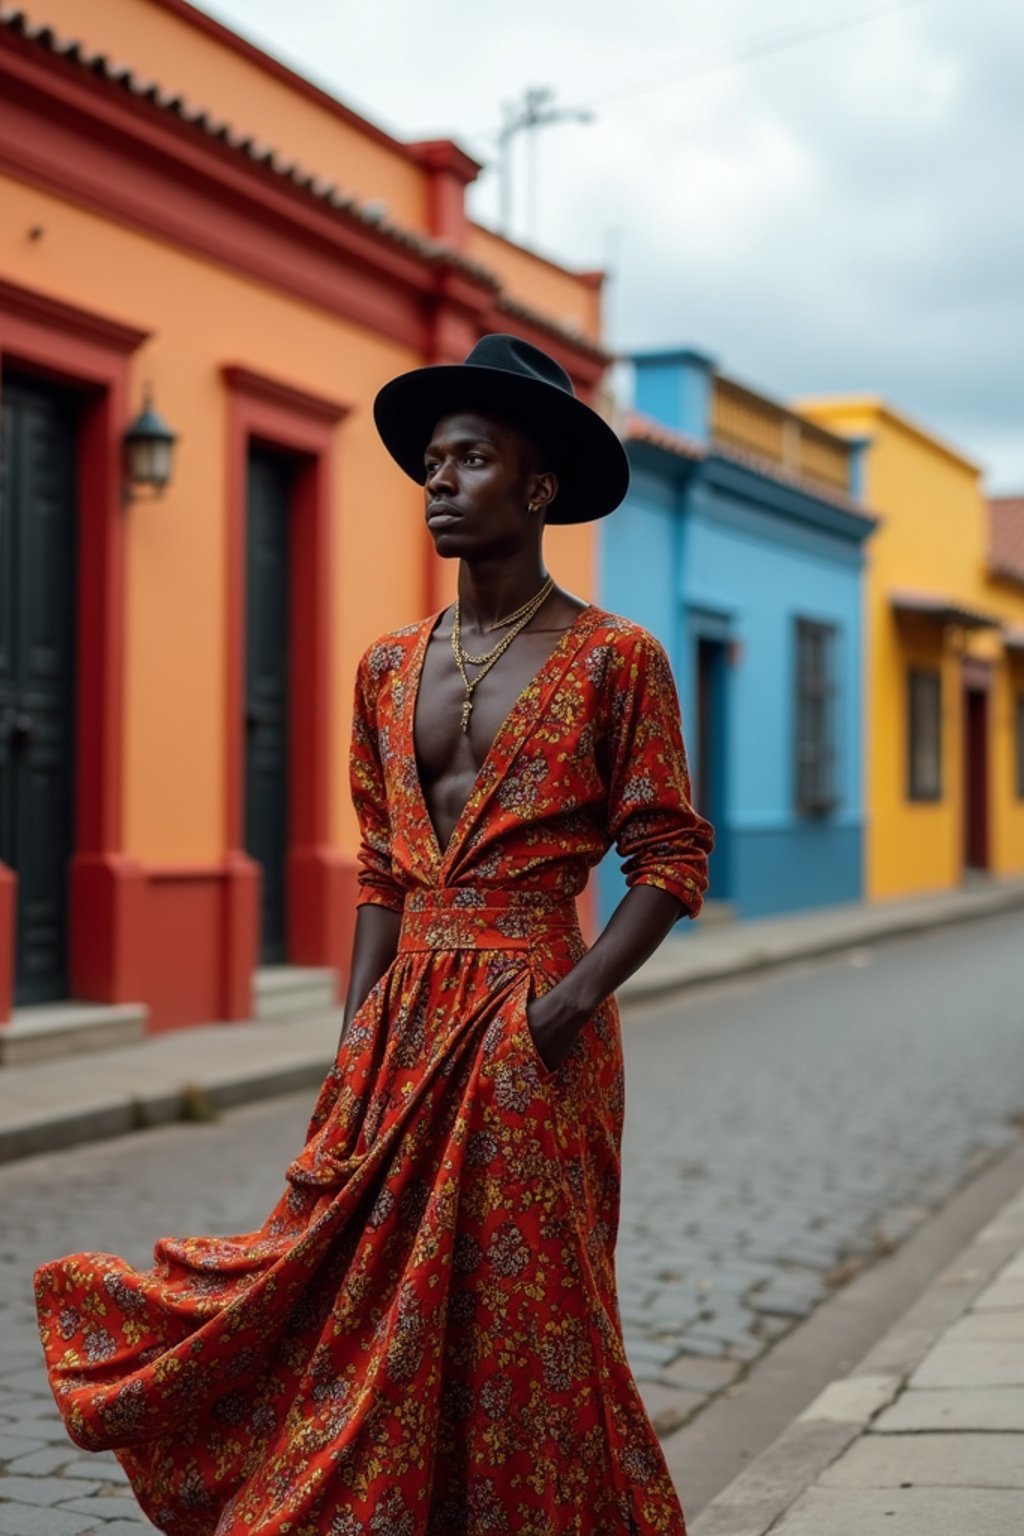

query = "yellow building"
[798,399,1024,900]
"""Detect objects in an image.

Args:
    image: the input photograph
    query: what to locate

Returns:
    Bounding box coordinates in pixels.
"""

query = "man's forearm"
[559,884,685,1018]
[340,904,401,1044]
[525,884,685,1072]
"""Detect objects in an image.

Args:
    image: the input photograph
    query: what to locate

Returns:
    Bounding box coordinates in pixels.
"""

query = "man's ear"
[530,470,559,512]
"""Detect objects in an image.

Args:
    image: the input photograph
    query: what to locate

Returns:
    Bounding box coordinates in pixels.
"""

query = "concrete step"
[0,1001,148,1066]
[252,965,339,1022]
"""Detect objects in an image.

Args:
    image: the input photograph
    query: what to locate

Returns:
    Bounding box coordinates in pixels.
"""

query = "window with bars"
[794,618,837,816]
[907,668,942,801]
[1016,693,1024,800]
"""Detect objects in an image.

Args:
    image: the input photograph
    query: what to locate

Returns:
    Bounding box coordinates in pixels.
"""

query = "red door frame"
[222,366,350,1017]
[0,276,149,1021]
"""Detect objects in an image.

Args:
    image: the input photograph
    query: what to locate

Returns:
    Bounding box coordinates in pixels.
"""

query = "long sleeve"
[350,649,405,913]
[605,629,714,917]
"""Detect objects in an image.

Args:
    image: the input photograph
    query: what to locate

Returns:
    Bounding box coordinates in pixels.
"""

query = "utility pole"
[498,86,593,241]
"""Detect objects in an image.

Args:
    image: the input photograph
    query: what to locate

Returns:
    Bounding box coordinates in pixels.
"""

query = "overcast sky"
[201,0,1022,489]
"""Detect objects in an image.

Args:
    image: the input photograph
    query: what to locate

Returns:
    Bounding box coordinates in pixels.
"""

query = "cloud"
[201,0,1023,487]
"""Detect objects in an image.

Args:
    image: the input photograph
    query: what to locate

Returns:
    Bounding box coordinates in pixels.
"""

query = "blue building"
[600,348,876,922]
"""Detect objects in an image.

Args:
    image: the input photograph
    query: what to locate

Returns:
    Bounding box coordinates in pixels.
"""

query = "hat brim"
[372,363,629,524]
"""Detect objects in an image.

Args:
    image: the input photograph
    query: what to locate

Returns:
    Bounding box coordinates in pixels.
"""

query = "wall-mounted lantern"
[123,385,177,502]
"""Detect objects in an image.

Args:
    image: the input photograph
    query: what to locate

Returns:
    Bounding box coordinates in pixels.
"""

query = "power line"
[468,0,933,142]
[580,0,933,110]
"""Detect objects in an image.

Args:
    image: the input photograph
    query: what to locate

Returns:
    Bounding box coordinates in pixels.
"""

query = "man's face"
[423,411,544,559]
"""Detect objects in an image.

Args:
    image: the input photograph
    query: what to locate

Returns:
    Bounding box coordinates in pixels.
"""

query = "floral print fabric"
[35,605,713,1535]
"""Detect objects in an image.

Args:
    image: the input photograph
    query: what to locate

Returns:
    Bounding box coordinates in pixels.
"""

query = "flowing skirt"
[35,892,687,1535]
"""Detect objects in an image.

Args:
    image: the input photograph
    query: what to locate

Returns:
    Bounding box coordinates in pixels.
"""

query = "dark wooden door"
[0,372,78,1004]
[696,636,730,898]
[244,446,293,964]
[963,687,989,870]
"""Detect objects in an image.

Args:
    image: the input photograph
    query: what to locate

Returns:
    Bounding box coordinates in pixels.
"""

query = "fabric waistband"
[398,888,581,953]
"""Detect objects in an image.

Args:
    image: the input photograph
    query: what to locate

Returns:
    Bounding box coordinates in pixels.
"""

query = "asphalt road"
[1,910,1023,1532]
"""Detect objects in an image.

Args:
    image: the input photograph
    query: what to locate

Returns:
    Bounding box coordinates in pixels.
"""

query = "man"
[36,336,713,1535]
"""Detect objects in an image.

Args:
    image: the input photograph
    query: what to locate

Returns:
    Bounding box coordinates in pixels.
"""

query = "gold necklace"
[451,577,554,732]
[486,581,557,632]
[456,576,555,667]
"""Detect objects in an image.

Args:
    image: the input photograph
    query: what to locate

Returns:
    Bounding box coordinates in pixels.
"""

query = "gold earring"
[528,501,539,513]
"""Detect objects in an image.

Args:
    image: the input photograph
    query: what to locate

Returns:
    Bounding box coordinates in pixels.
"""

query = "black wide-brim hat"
[372,333,629,524]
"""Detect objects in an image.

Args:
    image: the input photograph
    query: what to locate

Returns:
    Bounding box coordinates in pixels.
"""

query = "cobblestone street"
[1,911,1023,1531]
[617,909,1024,1433]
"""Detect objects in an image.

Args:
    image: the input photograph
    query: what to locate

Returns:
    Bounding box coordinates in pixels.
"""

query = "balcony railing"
[711,376,851,495]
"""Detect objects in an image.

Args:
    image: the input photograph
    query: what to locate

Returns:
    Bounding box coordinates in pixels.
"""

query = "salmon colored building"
[0,0,610,1055]
[799,399,1024,902]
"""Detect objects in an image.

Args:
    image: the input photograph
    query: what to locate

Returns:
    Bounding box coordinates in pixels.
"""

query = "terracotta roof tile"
[989,496,1024,587]
[621,411,705,463]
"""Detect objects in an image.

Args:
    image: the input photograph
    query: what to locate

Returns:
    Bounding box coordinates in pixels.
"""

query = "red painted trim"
[143,867,223,1031]
[410,141,482,247]
[147,0,416,160]
[409,140,483,185]
[148,863,231,881]
[0,33,436,352]
[76,382,128,859]
[487,302,608,398]
[222,850,260,1021]
[0,275,148,1018]
[0,29,609,377]
[291,851,361,992]
[221,366,349,425]
[287,847,350,999]
[0,275,148,354]
[69,853,148,1004]
[426,264,502,372]
[224,407,246,863]
[223,366,346,1012]
[140,852,356,1029]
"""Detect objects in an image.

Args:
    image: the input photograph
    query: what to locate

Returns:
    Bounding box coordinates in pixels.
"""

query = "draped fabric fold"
[35,607,712,1535]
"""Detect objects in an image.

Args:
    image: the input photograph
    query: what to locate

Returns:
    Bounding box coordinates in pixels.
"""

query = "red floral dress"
[35,604,713,1536]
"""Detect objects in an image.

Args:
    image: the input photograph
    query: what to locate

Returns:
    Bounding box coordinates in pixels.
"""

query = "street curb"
[3,885,1022,1166]
[621,882,1024,1005]
[0,1052,334,1165]
[690,1173,1024,1536]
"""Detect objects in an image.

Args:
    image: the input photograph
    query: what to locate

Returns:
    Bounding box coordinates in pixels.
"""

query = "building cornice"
[0,272,149,353]
[221,366,351,424]
[710,440,876,523]
[797,394,982,477]
[704,451,877,545]
[0,10,608,379]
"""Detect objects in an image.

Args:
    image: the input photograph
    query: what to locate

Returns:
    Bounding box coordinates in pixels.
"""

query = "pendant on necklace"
[460,697,473,733]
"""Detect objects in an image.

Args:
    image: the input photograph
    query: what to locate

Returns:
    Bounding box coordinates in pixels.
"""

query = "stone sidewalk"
[626,873,1024,1003]
[693,1177,1024,1536]
[2,876,1023,1164]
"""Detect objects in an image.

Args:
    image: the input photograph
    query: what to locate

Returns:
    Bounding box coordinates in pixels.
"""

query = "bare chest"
[412,623,572,852]
[416,626,571,774]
